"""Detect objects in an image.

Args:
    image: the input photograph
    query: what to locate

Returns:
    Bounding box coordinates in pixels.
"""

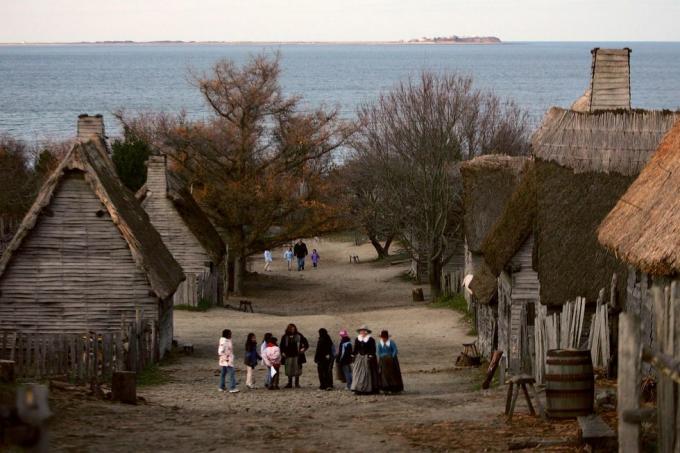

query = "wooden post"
[111,371,137,404]
[618,312,641,453]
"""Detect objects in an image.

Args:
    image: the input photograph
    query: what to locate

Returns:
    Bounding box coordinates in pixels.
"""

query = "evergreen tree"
[112,129,151,192]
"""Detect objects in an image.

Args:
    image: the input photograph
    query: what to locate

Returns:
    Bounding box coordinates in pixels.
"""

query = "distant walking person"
[263,336,281,390]
[314,328,335,390]
[280,323,309,388]
[293,239,308,271]
[336,329,353,389]
[311,249,320,269]
[283,247,294,271]
[244,333,261,389]
[377,330,404,393]
[261,332,273,388]
[351,325,379,394]
[263,249,273,272]
[218,329,239,393]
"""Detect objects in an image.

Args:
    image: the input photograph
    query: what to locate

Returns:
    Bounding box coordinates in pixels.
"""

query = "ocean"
[0,42,679,141]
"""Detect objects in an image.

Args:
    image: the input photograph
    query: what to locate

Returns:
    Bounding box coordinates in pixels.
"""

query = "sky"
[1,0,679,43]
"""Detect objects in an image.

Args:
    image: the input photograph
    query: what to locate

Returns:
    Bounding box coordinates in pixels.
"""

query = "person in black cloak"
[314,328,335,390]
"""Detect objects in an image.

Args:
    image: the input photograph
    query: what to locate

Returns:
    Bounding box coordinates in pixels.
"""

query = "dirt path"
[48,239,575,452]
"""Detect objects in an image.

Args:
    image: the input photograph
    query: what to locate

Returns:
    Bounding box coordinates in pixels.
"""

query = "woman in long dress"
[377,330,404,393]
[280,323,309,388]
[350,325,379,394]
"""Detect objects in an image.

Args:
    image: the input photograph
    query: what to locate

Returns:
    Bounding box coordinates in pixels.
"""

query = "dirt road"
[49,239,576,452]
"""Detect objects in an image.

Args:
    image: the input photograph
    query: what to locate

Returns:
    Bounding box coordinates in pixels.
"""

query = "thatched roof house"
[460,154,529,358]
[471,164,537,305]
[0,126,183,353]
[598,120,680,276]
[137,156,225,305]
[531,107,680,307]
[461,155,529,297]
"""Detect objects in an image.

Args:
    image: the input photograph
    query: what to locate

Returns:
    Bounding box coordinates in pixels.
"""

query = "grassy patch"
[174,298,212,312]
[136,363,171,387]
[429,293,477,336]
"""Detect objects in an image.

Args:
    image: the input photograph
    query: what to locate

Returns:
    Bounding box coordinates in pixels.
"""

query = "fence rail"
[0,315,158,382]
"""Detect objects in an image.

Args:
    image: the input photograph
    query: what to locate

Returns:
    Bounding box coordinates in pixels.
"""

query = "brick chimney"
[588,48,631,112]
[77,114,105,141]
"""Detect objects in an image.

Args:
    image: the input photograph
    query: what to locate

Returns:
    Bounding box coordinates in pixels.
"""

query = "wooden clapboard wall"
[142,158,214,305]
[589,48,631,112]
[0,172,161,334]
[509,235,540,303]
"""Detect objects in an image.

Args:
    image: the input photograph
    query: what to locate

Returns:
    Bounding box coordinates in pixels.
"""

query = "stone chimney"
[77,114,106,141]
[588,48,631,112]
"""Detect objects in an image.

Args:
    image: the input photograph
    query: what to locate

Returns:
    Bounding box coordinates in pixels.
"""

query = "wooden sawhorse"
[505,374,545,420]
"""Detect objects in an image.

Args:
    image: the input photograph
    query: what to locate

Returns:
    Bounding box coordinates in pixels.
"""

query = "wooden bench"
[182,343,194,355]
[349,255,360,264]
[505,374,545,420]
[577,414,617,451]
[239,300,254,313]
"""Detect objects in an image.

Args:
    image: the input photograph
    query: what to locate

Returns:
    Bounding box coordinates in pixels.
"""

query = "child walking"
[311,249,320,269]
[244,333,261,389]
[283,247,294,271]
[263,249,273,272]
[263,337,282,390]
[218,329,239,393]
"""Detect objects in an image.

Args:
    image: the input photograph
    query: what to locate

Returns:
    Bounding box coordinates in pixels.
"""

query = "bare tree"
[339,154,397,259]
[118,54,355,295]
[351,72,529,296]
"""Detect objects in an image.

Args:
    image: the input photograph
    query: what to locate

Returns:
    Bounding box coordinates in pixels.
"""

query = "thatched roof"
[461,155,529,253]
[0,137,184,300]
[599,120,680,276]
[533,107,680,176]
[589,48,631,112]
[137,156,225,264]
[470,164,537,304]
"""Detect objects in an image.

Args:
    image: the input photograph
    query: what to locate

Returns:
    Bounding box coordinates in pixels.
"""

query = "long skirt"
[284,356,301,377]
[379,356,404,393]
[351,354,379,394]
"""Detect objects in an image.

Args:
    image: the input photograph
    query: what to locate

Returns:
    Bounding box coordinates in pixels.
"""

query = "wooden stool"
[182,343,194,354]
[239,300,254,313]
[505,374,545,420]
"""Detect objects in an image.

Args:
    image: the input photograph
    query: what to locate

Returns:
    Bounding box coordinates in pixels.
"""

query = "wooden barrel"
[545,349,594,418]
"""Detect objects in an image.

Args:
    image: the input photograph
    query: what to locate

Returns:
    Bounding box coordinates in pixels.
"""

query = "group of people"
[217,324,404,394]
[265,239,320,273]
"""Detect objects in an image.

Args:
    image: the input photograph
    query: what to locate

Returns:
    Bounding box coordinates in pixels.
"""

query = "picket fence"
[0,316,159,382]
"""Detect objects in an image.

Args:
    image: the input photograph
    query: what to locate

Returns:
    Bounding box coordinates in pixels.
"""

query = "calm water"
[1,42,679,141]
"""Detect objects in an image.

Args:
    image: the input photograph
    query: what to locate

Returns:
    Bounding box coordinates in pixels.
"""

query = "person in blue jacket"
[377,330,404,393]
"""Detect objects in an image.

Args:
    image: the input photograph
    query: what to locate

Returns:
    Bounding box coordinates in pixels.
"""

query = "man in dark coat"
[293,239,308,271]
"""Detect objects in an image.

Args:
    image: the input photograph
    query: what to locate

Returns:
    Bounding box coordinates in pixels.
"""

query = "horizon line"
[2,39,680,46]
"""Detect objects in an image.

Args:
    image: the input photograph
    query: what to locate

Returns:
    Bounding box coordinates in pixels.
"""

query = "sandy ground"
[48,239,584,452]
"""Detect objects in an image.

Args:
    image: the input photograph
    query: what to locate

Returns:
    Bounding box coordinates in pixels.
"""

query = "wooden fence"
[174,270,222,307]
[0,315,159,382]
[618,279,680,453]
[441,270,463,297]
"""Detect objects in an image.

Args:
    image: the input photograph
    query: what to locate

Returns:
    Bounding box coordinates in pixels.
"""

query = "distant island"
[1,37,502,46]
[408,35,501,44]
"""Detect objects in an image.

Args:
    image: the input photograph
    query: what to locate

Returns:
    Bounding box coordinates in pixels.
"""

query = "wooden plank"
[654,283,674,453]
[618,313,641,453]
